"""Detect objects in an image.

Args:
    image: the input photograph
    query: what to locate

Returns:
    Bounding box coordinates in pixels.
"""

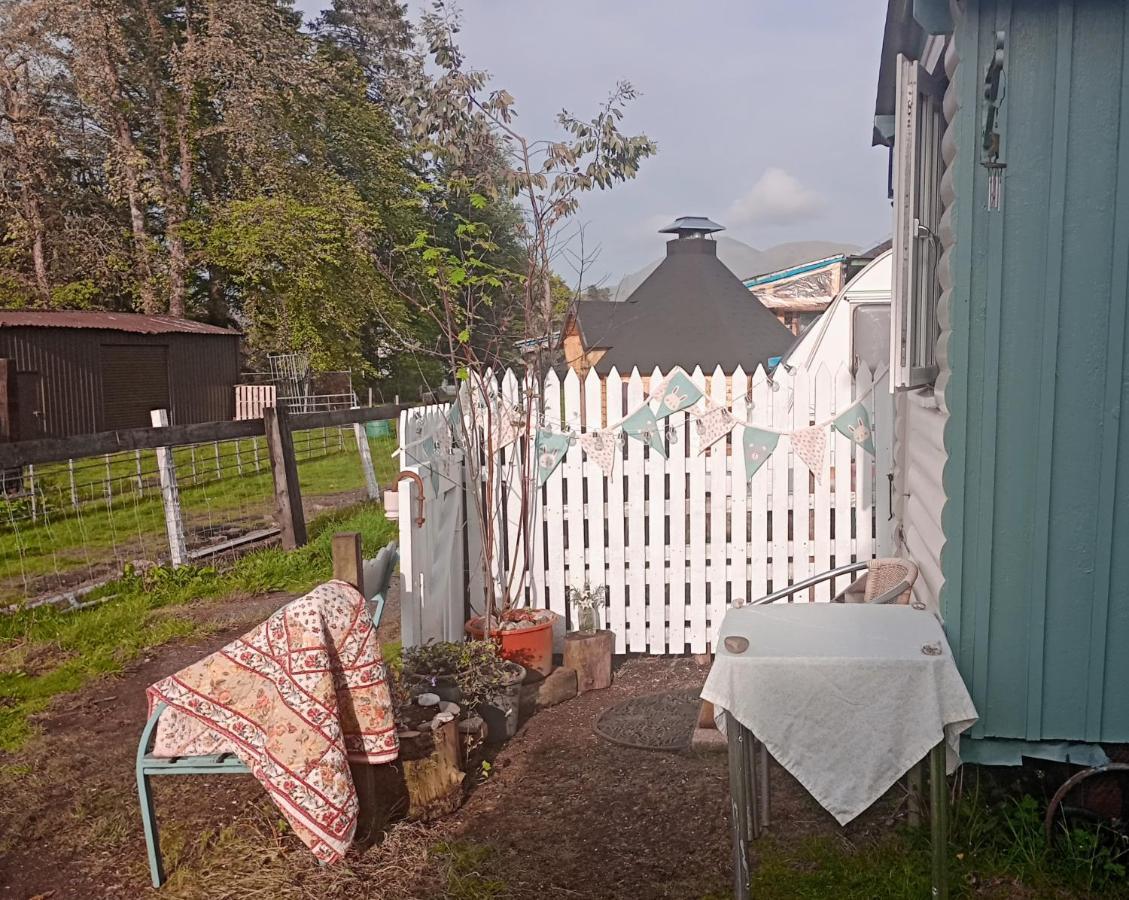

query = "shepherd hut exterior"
[878,0,1129,760]
[0,312,240,440]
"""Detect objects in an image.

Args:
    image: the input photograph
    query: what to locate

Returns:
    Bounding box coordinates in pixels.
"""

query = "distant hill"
[610,237,861,301]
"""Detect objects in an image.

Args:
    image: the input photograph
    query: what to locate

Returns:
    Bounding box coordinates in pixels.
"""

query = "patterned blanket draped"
[146,580,399,863]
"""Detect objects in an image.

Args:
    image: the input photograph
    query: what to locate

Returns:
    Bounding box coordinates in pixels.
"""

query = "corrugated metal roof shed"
[0,311,239,336]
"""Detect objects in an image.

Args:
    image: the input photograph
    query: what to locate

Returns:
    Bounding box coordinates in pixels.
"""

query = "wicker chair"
[750,558,919,606]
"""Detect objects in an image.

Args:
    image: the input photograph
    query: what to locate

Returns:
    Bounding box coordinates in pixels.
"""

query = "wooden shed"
[0,311,240,440]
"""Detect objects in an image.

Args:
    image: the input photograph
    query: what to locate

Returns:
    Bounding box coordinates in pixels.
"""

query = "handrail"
[750,562,869,605]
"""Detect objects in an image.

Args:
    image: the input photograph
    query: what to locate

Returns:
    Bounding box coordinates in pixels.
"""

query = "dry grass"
[158,801,453,900]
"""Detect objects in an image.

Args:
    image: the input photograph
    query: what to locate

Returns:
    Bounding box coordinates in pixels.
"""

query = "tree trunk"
[563,630,615,692]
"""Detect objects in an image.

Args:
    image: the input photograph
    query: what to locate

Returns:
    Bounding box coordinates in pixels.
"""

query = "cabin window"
[892,53,946,388]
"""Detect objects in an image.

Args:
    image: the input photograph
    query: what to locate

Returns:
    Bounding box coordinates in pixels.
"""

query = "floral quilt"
[147,580,399,863]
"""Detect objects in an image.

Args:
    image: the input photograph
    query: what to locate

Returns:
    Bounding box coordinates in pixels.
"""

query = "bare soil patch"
[0,598,900,899]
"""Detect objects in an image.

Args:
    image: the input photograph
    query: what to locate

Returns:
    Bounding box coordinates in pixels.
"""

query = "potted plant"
[401,641,470,702]
[567,584,606,634]
[563,584,615,694]
[465,608,558,677]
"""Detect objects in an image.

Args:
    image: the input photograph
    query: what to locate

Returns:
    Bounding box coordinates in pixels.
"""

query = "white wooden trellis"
[399,364,894,653]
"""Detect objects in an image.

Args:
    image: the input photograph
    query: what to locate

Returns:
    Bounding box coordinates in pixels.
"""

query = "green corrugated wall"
[941,0,1129,743]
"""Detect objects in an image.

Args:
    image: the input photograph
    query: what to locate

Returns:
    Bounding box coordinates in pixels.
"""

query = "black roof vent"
[658,216,725,239]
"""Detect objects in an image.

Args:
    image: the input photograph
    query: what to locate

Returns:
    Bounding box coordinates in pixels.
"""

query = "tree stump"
[369,718,465,825]
[564,630,615,693]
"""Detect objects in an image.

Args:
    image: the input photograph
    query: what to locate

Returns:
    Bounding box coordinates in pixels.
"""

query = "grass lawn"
[0,502,396,751]
[0,429,400,605]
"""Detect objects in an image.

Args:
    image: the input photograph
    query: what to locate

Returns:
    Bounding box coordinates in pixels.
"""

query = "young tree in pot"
[378,3,655,673]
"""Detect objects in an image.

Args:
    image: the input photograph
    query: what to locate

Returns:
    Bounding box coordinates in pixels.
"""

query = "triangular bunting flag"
[489,407,520,452]
[742,427,780,481]
[580,430,618,477]
[833,402,876,455]
[535,429,571,485]
[790,425,827,483]
[620,405,667,457]
[694,404,736,453]
[445,399,463,442]
[650,369,703,419]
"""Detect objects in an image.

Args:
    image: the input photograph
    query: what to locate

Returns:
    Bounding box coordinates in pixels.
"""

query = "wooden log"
[563,630,615,693]
[400,719,465,821]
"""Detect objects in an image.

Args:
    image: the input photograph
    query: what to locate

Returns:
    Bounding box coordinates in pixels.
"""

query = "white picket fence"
[397,363,894,655]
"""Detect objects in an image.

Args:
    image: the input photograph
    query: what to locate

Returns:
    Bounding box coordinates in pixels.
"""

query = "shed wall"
[941,0,1129,742]
[0,328,238,438]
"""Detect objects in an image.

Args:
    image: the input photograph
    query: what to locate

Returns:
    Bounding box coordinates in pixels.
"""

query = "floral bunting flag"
[833,402,876,455]
[620,405,667,457]
[579,430,618,477]
[694,404,736,453]
[489,407,520,451]
[742,426,780,481]
[790,425,827,483]
[535,429,571,485]
[649,369,703,419]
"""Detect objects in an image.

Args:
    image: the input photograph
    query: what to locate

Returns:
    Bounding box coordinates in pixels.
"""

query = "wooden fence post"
[332,531,365,597]
[264,405,307,549]
[151,409,188,566]
[354,423,380,500]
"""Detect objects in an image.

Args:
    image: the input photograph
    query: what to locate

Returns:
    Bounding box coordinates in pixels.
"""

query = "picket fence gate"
[397,363,894,655]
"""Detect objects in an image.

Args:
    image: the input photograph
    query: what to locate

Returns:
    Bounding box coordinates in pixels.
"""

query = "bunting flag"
[649,369,703,419]
[535,429,571,485]
[490,410,519,451]
[742,426,780,481]
[694,404,736,453]
[620,405,667,457]
[791,425,827,483]
[833,402,876,455]
[579,430,618,477]
[445,399,463,441]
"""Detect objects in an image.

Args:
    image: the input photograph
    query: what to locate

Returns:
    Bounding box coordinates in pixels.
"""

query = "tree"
[382,2,657,619]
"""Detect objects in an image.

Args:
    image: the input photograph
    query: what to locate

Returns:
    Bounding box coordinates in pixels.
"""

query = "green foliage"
[0,503,395,751]
[745,788,1128,899]
[432,841,509,900]
[402,639,516,710]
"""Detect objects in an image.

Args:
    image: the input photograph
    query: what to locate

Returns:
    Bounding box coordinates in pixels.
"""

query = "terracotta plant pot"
[465,611,557,677]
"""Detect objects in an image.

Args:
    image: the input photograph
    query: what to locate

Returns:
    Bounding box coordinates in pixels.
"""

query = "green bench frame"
[136,538,398,888]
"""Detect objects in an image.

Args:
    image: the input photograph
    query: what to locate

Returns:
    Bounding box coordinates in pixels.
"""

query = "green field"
[0,428,400,606]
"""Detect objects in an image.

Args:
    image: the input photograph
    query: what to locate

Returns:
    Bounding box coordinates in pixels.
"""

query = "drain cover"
[593,689,701,752]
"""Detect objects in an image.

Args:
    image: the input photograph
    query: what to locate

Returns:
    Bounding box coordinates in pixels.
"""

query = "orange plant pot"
[465,611,557,677]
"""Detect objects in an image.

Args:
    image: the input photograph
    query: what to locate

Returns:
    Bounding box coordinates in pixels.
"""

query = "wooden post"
[151,409,188,566]
[332,531,365,597]
[354,423,380,500]
[134,449,144,493]
[563,630,615,692]
[263,404,307,549]
[68,458,78,508]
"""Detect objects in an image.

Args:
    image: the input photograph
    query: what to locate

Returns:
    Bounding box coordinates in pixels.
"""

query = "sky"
[297,0,893,287]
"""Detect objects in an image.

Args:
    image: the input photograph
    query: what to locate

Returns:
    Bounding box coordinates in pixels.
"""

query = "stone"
[458,716,485,734]
[692,653,713,666]
[439,701,461,716]
[417,692,440,707]
[519,666,577,717]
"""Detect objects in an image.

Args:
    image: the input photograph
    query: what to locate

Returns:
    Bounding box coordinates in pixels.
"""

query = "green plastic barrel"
[365,419,392,438]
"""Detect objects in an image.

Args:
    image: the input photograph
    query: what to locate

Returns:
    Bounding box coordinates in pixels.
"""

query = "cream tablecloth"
[701,603,977,824]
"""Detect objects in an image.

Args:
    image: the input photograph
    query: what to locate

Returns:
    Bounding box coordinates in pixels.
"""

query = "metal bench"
[136,536,399,888]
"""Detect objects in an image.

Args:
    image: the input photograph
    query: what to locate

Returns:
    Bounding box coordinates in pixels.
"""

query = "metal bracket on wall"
[982,31,1007,210]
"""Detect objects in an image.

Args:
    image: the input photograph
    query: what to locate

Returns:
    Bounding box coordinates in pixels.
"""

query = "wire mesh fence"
[0,422,399,609]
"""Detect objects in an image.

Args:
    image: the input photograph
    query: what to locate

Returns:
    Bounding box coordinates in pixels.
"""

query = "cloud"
[726,168,826,227]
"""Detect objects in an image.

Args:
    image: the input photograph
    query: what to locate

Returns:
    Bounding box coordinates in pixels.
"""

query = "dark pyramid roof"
[580,238,794,375]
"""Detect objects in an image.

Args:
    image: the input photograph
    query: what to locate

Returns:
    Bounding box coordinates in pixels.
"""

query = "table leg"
[757,738,770,831]
[726,713,752,900]
[929,740,949,900]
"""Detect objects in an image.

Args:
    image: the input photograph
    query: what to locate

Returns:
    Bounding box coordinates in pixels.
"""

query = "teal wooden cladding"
[941,0,1129,743]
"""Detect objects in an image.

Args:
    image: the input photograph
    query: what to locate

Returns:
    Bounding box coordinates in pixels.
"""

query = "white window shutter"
[891,54,944,389]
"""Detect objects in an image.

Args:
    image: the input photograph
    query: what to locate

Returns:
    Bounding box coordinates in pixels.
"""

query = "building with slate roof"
[562,218,794,379]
